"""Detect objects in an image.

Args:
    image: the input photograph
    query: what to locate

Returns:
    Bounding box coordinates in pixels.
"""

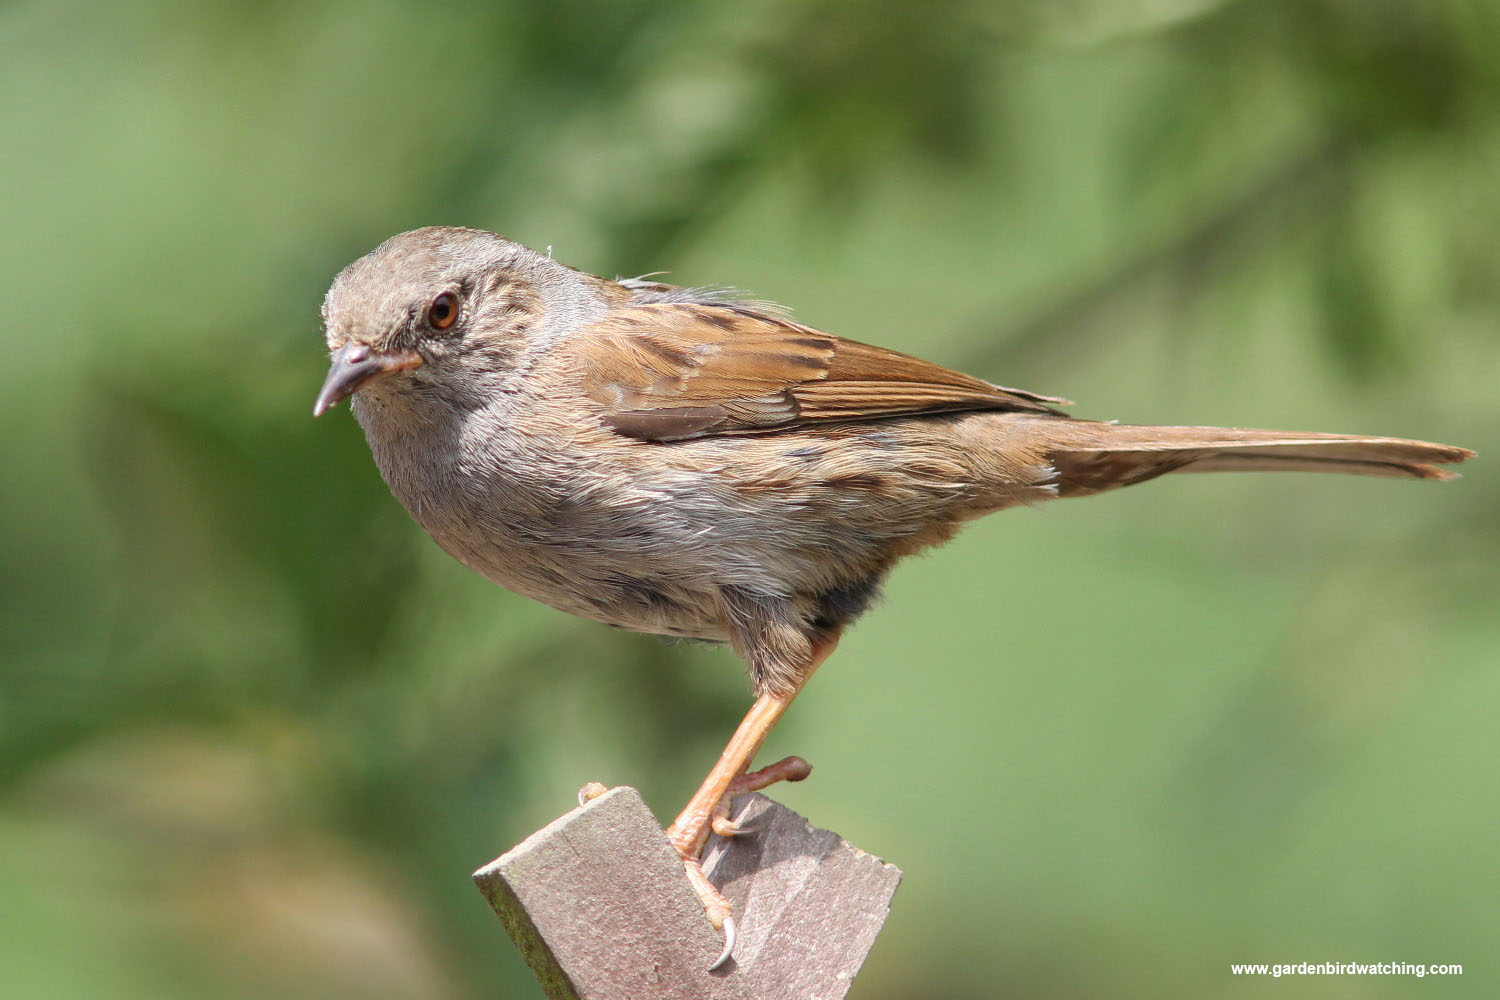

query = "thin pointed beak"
[313,342,424,416]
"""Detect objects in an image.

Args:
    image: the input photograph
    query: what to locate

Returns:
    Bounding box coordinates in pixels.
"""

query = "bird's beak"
[313,342,424,416]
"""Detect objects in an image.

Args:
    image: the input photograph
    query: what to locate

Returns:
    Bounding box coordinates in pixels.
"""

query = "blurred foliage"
[2,1,1497,997]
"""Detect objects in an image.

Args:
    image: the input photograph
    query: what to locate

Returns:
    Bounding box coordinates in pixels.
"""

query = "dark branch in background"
[962,0,1488,383]
[956,136,1356,380]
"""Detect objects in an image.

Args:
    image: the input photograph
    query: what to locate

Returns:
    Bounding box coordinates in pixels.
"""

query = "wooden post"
[473,786,901,1000]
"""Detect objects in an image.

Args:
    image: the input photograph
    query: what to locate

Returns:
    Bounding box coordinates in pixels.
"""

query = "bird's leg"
[666,692,798,860]
[666,633,839,968]
[667,691,800,970]
[666,634,839,858]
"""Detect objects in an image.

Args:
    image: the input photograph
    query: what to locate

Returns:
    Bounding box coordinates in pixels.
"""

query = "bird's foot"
[666,754,812,970]
[680,854,738,970]
[711,755,811,837]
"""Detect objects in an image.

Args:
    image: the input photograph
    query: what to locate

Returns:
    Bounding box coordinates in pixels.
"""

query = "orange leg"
[665,633,839,968]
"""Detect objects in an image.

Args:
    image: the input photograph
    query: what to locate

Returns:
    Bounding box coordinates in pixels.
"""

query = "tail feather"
[1036,422,1474,497]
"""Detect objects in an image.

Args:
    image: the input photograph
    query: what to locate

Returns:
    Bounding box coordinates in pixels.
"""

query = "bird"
[314,226,1473,968]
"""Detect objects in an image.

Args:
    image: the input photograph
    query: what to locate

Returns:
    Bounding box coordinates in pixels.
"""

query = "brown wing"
[570,302,1070,442]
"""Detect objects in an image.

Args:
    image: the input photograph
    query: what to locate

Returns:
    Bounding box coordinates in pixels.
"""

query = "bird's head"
[315,226,589,417]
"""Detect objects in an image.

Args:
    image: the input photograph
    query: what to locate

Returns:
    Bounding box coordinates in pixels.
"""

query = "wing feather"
[571,303,1068,442]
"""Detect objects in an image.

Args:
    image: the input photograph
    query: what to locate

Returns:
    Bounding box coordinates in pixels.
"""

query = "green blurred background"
[3,1,1496,997]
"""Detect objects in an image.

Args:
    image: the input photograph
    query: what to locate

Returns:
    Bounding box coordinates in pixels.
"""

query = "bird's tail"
[1027,421,1474,498]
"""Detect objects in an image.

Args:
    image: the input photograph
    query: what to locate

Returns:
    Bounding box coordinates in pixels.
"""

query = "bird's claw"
[711,792,756,839]
[669,753,815,970]
[577,781,608,807]
[708,916,737,972]
[679,855,737,968]
[712,812,758,838]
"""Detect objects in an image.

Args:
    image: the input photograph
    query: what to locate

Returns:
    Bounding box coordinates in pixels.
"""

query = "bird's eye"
[427,291,459,331]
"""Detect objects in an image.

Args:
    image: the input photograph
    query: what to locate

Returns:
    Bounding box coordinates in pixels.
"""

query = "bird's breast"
[354,393,733,638]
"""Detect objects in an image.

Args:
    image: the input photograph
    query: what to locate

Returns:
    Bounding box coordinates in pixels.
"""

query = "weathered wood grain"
[473,786,900,1000]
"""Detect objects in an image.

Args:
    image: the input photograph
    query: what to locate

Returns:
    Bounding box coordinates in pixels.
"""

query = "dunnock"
[316,226,1472,966]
